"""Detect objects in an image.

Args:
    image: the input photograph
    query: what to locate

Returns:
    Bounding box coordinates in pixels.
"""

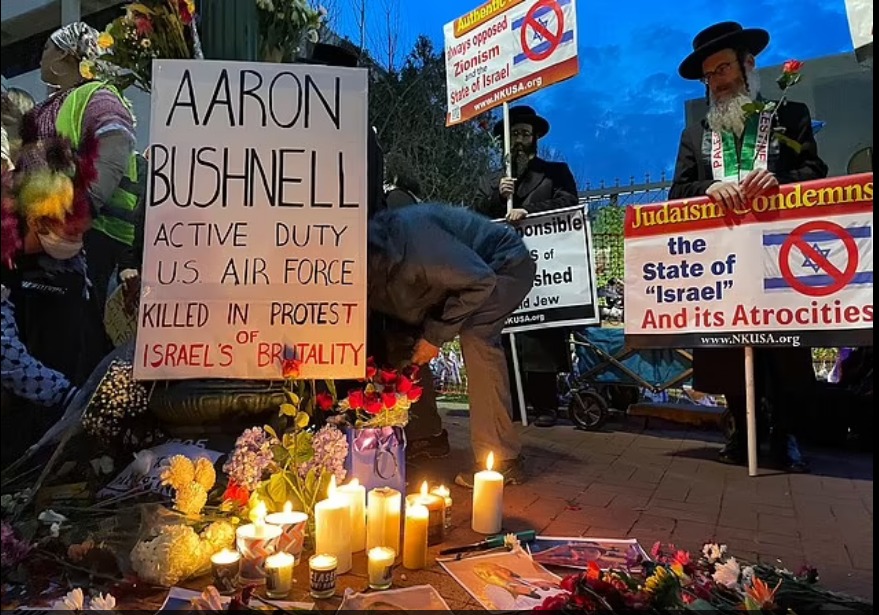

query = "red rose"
[366,357,377,380]
[534,593,569,611]
[134,15,154,36]
[365,393,383,415]
[281,358,301,379]
[347,389,366,410]
[586,561,601,581]
[177,0,194,25]
[402,364,420,380]
[382,392,398,409]
[783,59,804,74]
[560,574,580,593]
[378,369,398,385]
[406,385,423,402]
[315,392,335,411]
[222,481,250,507]
[395,375,413,394]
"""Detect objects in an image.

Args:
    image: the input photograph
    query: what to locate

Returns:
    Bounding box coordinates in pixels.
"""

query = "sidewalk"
[402,403,873,606]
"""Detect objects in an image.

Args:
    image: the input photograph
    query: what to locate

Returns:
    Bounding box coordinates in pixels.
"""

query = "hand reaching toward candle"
[411,338,440,365]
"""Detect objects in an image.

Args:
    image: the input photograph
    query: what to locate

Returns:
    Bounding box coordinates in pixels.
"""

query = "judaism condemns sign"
[443,0,579,125]
[624,174,874,349]
[134,60,368,380]
[503,205,599,333]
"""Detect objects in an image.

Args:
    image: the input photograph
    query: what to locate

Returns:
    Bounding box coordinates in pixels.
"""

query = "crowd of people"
[2,18,856,484]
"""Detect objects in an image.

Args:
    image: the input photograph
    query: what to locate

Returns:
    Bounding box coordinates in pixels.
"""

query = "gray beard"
[706,70,761,136]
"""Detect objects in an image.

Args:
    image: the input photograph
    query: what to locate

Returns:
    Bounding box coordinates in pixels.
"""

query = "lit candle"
[337,478,367,553]
[309,553,338,599]
[430,485,453,531]
[265,501,309,564]
[402,503,429,570]
[406,481,445,546]
[471,451,504,534]
[367,546,395,590]
[366,487,402,553]
[236,503,282,584]
[314,476,353,574]
[264,551,295,599]
[210,549,241,595]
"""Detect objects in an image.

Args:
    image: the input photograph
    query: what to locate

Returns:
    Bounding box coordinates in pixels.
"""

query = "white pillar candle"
[471,451,504,534]
[367,546,395,590]
[337,478,367,553]
[264,551,295,599]
[366,487,402,553]
[402,503,429,570]
[314,476,353,574]
[406,481,445,546]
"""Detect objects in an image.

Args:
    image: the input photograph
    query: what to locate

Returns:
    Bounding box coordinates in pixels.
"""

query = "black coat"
[668,99,828,398]
[367,204,531,346]
[474,157,579,372]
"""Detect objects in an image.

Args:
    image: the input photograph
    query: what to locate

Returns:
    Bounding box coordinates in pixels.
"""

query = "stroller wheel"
[569,389,608,431]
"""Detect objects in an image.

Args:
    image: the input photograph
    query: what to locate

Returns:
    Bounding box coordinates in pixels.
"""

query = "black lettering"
[305,74,340,129]
[204,69,235,126]
[239,69,266,126]
[270,72,302,128]
[166,69,200,126]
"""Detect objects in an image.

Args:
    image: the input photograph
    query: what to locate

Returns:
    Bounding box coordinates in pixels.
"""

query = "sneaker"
[406,430,451,460]
[533,411,558,427]
[455,457,526,488]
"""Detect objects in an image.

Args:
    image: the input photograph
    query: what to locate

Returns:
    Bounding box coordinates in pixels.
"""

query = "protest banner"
[844,0,873,60]
[134,60,368,380]
[443,0,579,125]
[624,173,874,349]
[503,205,599,333]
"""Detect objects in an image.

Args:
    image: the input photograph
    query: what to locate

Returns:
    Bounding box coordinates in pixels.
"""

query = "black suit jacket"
[668,99,828,399]
[474,157,578,219]
[669,99,828,199]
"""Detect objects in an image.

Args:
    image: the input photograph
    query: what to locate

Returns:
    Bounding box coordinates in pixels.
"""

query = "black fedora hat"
[492,105,550,139]
[679,21,769,80]
[307,42,359,67]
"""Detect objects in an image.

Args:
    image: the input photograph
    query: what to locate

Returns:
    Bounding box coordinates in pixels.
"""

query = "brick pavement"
[394,405,873,608]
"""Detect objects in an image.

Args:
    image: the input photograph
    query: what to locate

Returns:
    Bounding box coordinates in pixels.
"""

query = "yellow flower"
[175,481,208,516]
[97,32,114,50]
[185,0,195,14]
[193,457,216,491]
[79,59,95,81]
[644,565,674,594]
[161,455,195,491]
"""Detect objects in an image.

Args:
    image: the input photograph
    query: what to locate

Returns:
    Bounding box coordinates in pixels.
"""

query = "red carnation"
[222,481,250,507]
[347,389,366,410]
[315,392,334,411]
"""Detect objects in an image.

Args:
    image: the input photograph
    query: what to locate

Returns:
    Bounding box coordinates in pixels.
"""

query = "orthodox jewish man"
[669,21,828,472]
[473,105,579,427]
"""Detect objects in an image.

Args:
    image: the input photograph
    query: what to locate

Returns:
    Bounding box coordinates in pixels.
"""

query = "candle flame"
[420,481,428,497]
[486,451,495,471]
[328,474,337,498]
[349,478,360,488]
[283,501,293,514]
[253,500,267,525]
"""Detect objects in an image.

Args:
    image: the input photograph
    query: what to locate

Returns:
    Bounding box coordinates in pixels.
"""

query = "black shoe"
[718,447,745,465]
[407,430,451,460]
[533,411,558,427]
[785,460,810,474]
[455,456,526,488]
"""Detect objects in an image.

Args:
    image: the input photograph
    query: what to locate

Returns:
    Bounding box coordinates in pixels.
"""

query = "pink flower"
[783,59,804,74]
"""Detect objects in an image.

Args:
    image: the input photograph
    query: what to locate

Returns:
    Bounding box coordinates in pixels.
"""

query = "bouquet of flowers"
[334,358,423,428]
[256,0,326,62]
[535,541,873,614]
[97,0,200,92]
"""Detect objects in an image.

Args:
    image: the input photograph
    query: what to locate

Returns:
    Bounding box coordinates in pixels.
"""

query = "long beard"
[706,70,761,136]
[512,142,536,176]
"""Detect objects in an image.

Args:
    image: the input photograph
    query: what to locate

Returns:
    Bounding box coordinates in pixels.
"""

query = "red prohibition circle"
[777,220,858,296]
[520,0,564,62]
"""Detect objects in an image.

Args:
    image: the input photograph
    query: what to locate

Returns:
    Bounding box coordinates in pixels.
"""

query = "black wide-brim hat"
[679,21,769,80]
[492,105,550,139]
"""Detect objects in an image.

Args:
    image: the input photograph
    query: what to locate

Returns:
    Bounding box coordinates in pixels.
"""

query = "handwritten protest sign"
[134,60,368,380]
[444,0,579,125]
[624,174,874,348]
[503,206,599,332]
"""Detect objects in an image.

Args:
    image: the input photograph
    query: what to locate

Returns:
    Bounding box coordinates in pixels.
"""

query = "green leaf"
[284,391,301,407]
[294,411,310,430]
[773,131,803,154]
[325,379,338,399]
[267,472,289,506]
[684,599,721,612]
[280,403,298,417]
[271,444,289,466]
[264,424,278,440]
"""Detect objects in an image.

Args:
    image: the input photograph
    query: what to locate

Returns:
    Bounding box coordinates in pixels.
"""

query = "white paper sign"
[135,60,368,380]
[443,0,580,125]
[845,0,873,51]
[503,205,599,332]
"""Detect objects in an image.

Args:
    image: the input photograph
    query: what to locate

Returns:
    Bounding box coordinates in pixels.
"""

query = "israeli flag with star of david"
[512,0,576,66]
[762,222,874,292]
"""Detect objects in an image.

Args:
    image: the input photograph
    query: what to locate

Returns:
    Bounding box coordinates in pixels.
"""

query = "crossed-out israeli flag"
[512,0,575,65]
[762,223,874,292]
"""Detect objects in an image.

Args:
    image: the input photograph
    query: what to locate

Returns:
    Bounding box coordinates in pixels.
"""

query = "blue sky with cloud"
[333,0,856,188]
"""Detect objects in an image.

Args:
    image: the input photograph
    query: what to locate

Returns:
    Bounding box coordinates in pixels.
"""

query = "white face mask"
[38,231,83,260]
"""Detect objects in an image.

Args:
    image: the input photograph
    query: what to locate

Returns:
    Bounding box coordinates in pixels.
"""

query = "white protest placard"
[624,174,874,349]
[134,60,368,380]
[443,0,579,125]
[503,206,599,332]
[845,0,873,52]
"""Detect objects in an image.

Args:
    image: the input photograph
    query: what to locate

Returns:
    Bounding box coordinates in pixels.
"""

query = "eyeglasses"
[511,130,533,139]
[701,62,734,84]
